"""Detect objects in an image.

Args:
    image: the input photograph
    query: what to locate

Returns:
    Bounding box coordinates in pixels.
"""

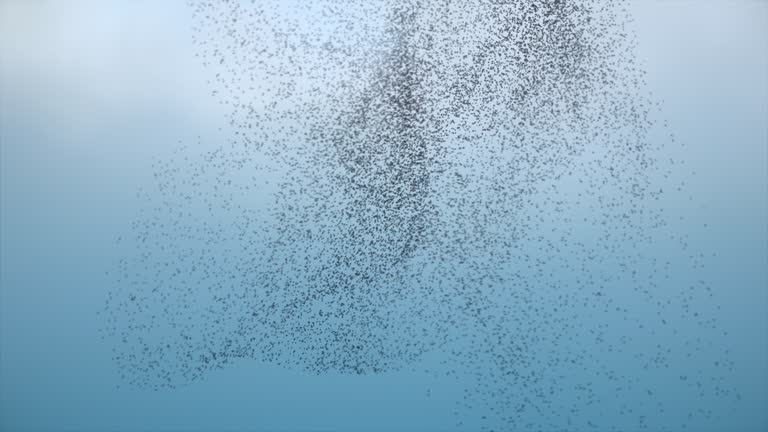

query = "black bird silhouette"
[103,1,736,430]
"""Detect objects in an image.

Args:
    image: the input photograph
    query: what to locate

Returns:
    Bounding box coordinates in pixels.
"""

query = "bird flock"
[103,1,737,430]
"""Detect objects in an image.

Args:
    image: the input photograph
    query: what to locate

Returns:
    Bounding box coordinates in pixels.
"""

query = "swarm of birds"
[104,1,736,430]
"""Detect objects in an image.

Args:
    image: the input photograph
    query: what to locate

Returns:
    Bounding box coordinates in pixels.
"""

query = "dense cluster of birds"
[103,1,737,430]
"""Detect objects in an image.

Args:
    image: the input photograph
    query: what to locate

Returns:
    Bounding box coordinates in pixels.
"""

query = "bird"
[102,1,736,430]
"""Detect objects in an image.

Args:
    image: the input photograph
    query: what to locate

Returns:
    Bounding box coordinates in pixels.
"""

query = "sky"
[1,1,766,431]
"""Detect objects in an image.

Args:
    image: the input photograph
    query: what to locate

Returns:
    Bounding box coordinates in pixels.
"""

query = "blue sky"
[1,1,766,431]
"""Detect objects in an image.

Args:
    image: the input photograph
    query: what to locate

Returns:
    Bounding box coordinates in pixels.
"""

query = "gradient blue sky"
[1,1,766,431]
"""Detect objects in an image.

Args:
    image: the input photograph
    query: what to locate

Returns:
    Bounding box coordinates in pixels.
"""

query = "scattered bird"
[103,1,736,430]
